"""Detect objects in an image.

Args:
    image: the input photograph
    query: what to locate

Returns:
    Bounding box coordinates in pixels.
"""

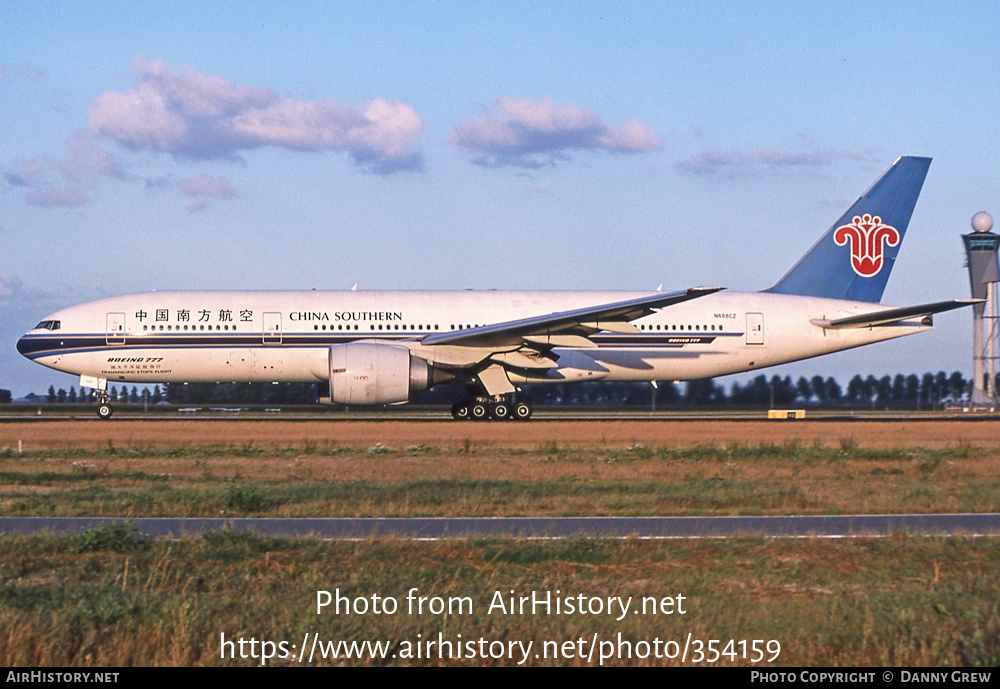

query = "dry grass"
[0,435,997,517]
[3,419,1000,451]
[1,419,998,666]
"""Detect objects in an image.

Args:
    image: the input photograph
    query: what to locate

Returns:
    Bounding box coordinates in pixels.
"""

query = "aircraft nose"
[16,334,30,358]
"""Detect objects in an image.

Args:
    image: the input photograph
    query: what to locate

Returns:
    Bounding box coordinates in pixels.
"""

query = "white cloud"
[24,187,86,208]
[6,131,122,209]
[177,174,237,199]
[449,95,660,168]
[0,273,22,299]
[175,174,238,212]
[0,63,45,81]
[676,146,882,179]
[88,58,425,174]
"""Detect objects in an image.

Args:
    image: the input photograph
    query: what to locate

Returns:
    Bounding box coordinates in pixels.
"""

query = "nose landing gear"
[96,401,114,420]
[95,391,114,420]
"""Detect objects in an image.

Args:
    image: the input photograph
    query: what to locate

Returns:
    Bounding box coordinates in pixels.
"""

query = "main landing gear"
[451,397,532,421]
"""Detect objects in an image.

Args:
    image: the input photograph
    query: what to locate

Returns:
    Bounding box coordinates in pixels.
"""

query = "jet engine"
[328,343,432,405]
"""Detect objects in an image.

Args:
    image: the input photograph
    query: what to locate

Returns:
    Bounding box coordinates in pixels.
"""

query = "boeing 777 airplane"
[17,156,975,420]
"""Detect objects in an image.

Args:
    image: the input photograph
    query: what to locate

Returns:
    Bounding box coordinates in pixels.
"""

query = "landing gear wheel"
[491,401,511,420]
[513,401,533,421]
[451,401,471,420]
[470,402,489,420]
[97,403,114,420]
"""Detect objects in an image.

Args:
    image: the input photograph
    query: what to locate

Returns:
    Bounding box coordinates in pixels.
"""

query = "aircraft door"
[106,312,126,346]
[746,312,764,345]
[262,312,282,345]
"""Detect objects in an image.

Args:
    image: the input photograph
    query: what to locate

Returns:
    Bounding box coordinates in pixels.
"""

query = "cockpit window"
[35,320,61,331]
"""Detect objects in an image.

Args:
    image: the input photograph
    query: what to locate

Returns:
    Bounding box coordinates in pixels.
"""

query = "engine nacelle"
[328,343,430,405]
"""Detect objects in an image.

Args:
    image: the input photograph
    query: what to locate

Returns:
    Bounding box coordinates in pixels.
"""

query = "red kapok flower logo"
[833,214,900,278]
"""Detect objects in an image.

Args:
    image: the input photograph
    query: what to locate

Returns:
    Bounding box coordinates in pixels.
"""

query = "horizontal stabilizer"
[810,299,981,330]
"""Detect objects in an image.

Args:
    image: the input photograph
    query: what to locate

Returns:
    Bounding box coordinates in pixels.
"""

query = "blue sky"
[3,1,1000,396]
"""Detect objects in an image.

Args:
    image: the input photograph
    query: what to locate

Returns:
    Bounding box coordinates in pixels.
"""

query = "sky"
[3,1,1000,396]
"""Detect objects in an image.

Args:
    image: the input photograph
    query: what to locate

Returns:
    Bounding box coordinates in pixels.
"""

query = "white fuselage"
[18,289,930,388]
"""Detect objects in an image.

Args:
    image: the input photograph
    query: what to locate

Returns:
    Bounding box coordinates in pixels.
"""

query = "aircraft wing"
[420,287,723,348]
[810,299,981,330]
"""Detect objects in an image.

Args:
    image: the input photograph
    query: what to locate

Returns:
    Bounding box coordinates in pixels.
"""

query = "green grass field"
[0,530,997,666]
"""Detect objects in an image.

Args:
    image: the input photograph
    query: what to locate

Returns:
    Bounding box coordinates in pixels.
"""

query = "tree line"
[1,369,982,409]
[521,370,974,409]
[6,382,317,406]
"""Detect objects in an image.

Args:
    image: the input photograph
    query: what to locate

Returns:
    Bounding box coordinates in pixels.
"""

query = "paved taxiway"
[1,514,998,539]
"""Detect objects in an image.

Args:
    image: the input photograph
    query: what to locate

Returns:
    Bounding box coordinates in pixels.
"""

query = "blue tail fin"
[767,156,931,303]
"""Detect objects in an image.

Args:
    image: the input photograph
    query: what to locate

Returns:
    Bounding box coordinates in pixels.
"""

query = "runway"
[2,407,998,424]
[1,514,998,539]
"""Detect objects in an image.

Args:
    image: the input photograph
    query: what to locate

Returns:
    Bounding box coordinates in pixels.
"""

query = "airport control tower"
[963,211,1000,407]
